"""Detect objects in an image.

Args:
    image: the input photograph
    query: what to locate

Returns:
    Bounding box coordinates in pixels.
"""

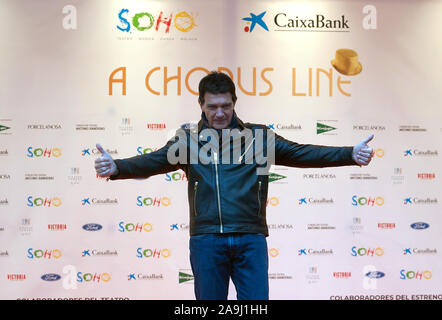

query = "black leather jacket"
[110,112,357,236]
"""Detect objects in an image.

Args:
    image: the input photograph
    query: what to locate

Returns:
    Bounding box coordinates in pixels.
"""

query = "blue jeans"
[189,233,269,300]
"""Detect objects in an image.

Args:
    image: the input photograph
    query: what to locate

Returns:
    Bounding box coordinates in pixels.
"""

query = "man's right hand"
[94,143,118,178]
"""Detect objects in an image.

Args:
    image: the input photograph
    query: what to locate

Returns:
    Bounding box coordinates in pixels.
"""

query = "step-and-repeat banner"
[1,0,441,300]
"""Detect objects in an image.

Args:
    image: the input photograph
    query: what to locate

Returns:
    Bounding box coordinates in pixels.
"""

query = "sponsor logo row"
[0,171,438,183]
[0,147,438,160]
[0,221,434,237]
[2,195,435,207]
[0,121,437,134]
[3,268,435,285]
[1,247,437,261]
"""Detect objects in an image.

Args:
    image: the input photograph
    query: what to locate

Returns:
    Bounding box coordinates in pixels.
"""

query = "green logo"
[317,122,336,134]
[269,173,286,183]
[179,271,194,284]
[0,125,10,132]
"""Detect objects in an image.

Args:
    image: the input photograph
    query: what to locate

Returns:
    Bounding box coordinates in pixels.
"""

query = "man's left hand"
[352,134,374,166]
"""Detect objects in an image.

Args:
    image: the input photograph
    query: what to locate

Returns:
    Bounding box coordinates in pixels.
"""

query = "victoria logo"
[82,223,103,231]
[242,11,269,32]
[41,273,62,282]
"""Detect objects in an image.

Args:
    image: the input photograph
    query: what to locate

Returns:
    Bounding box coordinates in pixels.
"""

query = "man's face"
[199,92,235,129]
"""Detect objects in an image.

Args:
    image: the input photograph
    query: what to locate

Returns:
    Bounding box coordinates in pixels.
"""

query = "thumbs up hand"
[352,134,374,166]
[94,143,118,177]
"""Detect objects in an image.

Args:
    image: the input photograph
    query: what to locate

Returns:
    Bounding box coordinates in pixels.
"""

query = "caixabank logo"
[242,10,350,33]
[403,197,438,206]
[242,11,269,33]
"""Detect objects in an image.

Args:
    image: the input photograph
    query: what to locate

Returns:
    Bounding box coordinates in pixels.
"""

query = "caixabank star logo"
[242,11,269,33]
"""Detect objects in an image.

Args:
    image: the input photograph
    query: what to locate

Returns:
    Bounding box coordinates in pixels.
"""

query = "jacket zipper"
[213,152,223,233]
[238,137,255,163]
[257,180,262,216]
[193,181,199,216]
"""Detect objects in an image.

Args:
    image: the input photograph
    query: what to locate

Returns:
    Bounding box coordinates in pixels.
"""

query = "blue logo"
[410,222,429,230]
[41,273,62,281]
[365,271,385,279]
[298,198,307,205]
[82,223,103,231]
[242,11,269,32]
[128,273,136,280]
[404,149,412,156]
[298,249,307,256]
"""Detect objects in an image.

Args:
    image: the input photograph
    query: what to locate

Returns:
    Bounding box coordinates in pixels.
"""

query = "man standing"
[94,71,374,300]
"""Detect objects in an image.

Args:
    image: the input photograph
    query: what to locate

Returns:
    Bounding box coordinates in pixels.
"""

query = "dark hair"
[198,71,237,105]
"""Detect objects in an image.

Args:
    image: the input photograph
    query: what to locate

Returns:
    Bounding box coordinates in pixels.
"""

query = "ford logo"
[411,222,429,230]
[41,273,61,281]
[365,271,385,279]
[82,223,103,231]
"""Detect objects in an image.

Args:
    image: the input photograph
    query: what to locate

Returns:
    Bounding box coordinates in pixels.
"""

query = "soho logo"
[351,246,384,257]
[27,248,62,259]
[136,248,171,258]
[399,269,432,280]
[351,196,384,206]
[165,171,187,182]
[117,9,197,33]
[137,146,158,155]
[76,272,111,283]
[27,196,62,207]
[27,147,62,158]
[118,221,153,232]
[136,196,171,207]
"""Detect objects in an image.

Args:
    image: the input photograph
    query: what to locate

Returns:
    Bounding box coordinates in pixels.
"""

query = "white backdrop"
[0,0,441,300]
